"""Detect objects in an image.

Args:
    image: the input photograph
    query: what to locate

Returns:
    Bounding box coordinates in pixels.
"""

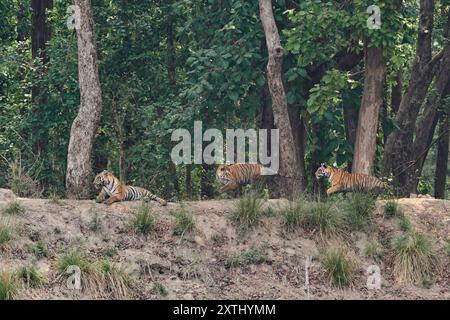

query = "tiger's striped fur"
[315,163,387,196]
[216,163,266,193]
[93,170,167,206]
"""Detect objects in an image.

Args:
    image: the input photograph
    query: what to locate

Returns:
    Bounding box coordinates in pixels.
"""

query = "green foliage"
[102,247,119,258]
[392,232,439,285]
[88,212,103,232]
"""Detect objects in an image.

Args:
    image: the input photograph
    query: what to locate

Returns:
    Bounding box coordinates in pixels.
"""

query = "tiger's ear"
[321,163,327,168]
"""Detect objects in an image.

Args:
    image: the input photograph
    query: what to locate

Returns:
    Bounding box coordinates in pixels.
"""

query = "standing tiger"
[93,170,167,206]
[216,163,270,193]
[315,163,387,196]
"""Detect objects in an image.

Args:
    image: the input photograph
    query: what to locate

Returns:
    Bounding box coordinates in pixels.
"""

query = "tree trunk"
[259,0,305,199]
[391,71,402,115]
[166,7,180,196]
[434,113,449,199]
[31,0,53,155]
[383,0,444,194]
[409,10,450,193]
[352,45,385,175]
[66,0,103,199]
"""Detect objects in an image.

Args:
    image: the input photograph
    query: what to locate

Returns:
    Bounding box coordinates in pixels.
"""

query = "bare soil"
[0,190,449,300]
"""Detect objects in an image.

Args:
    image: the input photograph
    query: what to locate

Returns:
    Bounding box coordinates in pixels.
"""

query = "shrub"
[102,247,118,258]
[241,247,268,265]
[363,241,383,262]
[56,248,91,274]
[392,232,439,285]
[88,212,103,232]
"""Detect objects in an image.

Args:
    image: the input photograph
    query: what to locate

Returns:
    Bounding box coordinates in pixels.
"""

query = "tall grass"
[2,200,25,215]
[131,202,156,235]
[232,190,264,230]
[0,272,17,300]
[342,192,375,230]
[392,232,439,285]
[281,197,343,237]
[320,246,358,288]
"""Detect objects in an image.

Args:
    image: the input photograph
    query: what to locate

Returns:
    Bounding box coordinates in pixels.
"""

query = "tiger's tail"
[143,190,168,206]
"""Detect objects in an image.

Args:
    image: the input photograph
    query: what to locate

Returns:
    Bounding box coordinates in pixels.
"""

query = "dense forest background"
[0,0,449,201]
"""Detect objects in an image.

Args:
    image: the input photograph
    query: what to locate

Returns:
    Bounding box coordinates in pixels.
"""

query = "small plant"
[2,200,25,215]
[32,240,49,259]
[446,240,450,258]
[102,247,118,258]
[343,193,375,230]
[396,209,411,232]
[0,222,13,247]
[321,246,358,288]
[241,247,268,265]
[49,190,63,205]
[131,202,156,235]
[152,281,168,297]
[232,190,264,230]
[88,213,103,232]
[211,233,225,245]
[175,254,185,265]
[0,272,17,300]
[391,232,439,285]
[363,241,383,262]
[383,201,399,219]
[225,253,241,269]
[171,208,195,236]
[17,266,44,287]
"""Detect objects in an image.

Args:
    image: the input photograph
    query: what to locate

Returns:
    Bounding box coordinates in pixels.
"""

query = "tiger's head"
[93,170,114,189]
[216,165,231,185]
[315,163,331,180]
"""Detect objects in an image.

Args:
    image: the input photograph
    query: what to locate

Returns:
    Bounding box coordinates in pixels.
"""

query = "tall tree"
[259,0,306,198]
[66,0,103,199]
[383,0,446,194]
[31,0,53,155]
[352,44,386,175]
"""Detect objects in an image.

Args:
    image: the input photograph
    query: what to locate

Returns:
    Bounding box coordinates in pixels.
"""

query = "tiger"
[216,163,269,193]
[315,163,387,196]
[93,170,167,206]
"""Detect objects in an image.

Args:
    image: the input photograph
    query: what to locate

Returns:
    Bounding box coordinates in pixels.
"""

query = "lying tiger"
[93,170,167,206]
[216,163,271,193]
[315,163,387,196]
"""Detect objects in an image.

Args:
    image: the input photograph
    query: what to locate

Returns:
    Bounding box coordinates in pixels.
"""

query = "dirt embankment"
[0,188,449,300]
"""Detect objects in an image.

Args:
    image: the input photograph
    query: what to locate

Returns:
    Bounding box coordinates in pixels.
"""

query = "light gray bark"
[66,0,103,199]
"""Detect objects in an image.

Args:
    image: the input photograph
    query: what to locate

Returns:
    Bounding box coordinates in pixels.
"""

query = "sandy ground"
[0,189,449,300]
